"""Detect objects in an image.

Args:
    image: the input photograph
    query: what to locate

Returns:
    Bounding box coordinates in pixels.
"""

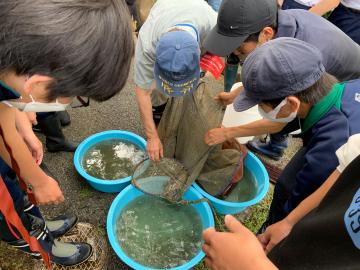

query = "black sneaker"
[247,136,288,161]
[8,215,92,266]
[23,198,78,239]
[46,214,78,239]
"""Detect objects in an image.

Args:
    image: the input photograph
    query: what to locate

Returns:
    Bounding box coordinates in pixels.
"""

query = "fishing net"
[132,79,248,204]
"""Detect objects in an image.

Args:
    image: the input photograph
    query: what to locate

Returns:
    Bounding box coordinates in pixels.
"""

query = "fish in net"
[132,78,248,205]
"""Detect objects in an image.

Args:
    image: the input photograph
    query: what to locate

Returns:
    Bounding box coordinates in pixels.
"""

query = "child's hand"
[33,176,64,205]
[258,219,293,254]
[202,215,277,270]
[26,112,38,125]
[205,127,229,146]
[214,91,236,106]
[23,133,44,165]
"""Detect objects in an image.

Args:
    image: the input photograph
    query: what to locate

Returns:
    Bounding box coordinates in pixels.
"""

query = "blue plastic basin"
[107,185,215,270]
[193,152,269,215]
[74,130,147,193]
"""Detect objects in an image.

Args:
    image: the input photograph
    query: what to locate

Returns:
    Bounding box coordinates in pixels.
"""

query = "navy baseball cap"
[154,31,200,97]
[234,38,326,112]
[204,0,278,57]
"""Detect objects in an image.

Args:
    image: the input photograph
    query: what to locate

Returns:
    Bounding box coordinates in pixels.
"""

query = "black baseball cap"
[204,0,278,57]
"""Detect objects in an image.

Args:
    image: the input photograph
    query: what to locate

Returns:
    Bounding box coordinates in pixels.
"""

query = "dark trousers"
[36,112,55,121]
[270,117,302,144]
[0,158,43,242]
[282,0,310,10]
[264,147,307,226]
[328,4,360,45]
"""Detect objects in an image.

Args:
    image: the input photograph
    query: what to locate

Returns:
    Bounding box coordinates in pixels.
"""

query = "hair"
[262,73,339,108]
[244,21,278,43]
[0,0,134,101]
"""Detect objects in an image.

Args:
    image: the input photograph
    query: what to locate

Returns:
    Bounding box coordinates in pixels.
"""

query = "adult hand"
[202,215,277,270]
[258,219,293,254]
[214,91,237,106]
[23,133,43,165]
[147,136,164,161]
[205,127,229,146]
[32,176,64,206]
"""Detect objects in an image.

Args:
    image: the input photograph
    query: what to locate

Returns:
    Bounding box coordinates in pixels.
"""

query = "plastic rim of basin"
[74,130,147,193]
[193,152,269,215]
[107,185,215,270]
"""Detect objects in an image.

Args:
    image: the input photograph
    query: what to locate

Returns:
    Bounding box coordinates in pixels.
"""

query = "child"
[202,135,360,270]
[0,0,133,266]
[281,0,360,45]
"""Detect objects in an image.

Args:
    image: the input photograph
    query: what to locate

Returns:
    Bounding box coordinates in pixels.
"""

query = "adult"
[134,0,217,161]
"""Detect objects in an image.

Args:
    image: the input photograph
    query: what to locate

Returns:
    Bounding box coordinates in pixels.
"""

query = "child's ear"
[286,96,301,111]
[259,27,275,43]
[23,75,53,97]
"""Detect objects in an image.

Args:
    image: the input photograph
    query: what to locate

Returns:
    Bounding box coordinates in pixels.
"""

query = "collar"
[302,83,345,133]
[169,23,199,42]
[275,10,299,39]
[0,81,21,99]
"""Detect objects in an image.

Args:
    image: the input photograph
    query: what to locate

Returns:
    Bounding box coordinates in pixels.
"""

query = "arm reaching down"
[309,0,341,16]
[0,105,64,205]
[135,87,163,161]
[205,119,287,146]
[258,169,340,254]
[258,133,360,253]
[15,110,43,165]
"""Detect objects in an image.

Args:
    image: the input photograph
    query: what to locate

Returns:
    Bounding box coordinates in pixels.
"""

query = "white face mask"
[258,99,297,123]
[3,95,69,112]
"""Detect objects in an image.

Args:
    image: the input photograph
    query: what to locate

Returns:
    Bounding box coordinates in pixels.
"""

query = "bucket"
[74,130,147,193]
[107,185,214,270]
[193,152,269,215]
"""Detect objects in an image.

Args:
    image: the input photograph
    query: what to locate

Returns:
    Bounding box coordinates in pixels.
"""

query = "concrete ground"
[0,67,144,270]
[0,67,300,270]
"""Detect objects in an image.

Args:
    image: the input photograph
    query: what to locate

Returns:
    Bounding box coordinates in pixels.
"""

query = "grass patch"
[193,185,274,270]
[242,186,274,233]
[78,187,94,199]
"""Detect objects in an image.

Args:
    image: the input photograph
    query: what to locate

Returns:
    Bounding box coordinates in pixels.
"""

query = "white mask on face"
[3,95,69,112]
[258,99,298,123]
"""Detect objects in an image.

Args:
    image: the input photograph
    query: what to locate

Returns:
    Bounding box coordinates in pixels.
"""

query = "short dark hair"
[0,0,134,101]
[244,20,278,43]
[262,73,339,108]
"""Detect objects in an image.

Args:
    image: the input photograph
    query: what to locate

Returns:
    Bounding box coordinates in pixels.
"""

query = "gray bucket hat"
[234,37,326,112]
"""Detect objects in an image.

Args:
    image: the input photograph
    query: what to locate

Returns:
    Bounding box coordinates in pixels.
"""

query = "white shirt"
[295,0,360,10]
[341,0,360,10]
[336,134,360,173]
[294,0,321,6]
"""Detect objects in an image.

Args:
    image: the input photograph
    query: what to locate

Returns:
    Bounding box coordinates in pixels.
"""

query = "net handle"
[177,198,226,232]
[131,159,226,232]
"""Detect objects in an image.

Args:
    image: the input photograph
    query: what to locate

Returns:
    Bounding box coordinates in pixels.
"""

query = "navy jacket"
[276,9,360,81]
[284,80,360,213]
